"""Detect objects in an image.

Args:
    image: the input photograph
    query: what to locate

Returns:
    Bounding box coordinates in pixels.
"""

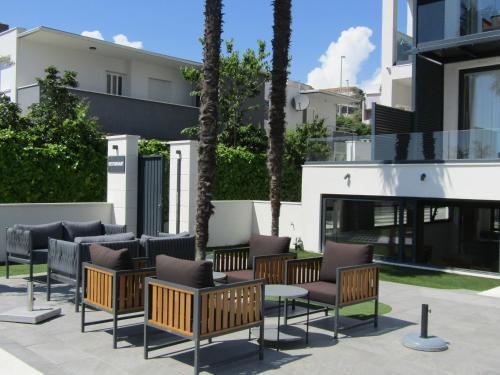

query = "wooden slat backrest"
[214,248,249,272]
[148,281,195,336]
[116,270,156,314]
[199,281,263,337]
[84,266,114,312]
[338,265,379,306]
[254,253,295,284]
[286,258,322,285]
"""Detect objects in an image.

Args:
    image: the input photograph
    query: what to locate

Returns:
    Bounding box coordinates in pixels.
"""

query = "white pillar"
[406,0,414,37]
[168,140,198,234]
[380,0,398,106]
[106,135,139,234]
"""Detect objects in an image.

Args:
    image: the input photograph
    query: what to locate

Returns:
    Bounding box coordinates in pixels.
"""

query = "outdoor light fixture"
[344,173,351,180]
[420,173,426,181]
[89,46,96,50]
[112,144,119,155]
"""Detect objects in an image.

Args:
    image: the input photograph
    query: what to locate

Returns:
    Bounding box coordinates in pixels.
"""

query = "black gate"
[137,155,164,236]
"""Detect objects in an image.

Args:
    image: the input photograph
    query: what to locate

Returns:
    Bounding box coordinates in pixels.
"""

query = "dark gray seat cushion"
[319,241,373,283]
[248,234,291,269]
[89,243,133,270]
[62,220,102,241]
[156,255,214,289]
[158,231,190,238]
[299,281,337,305]
[225,270,254,283]
[75,232,135,244]
[14,222,63,249]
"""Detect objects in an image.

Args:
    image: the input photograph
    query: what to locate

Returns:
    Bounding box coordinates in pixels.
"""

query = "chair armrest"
[48,239,80,277]
[336,263,379,307]
[253,253,296,284]
[285,257,323,285]
[102,224,127,235]
[6,228,32,256]
[212,247,250,272]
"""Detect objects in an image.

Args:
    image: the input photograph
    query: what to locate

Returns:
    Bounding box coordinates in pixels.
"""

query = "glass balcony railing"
[396,32,413,64]
[306,128,500,163]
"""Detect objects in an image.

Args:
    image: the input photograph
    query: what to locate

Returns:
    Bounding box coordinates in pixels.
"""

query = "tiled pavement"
[1,276,500,375]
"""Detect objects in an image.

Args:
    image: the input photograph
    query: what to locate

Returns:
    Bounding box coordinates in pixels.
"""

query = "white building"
[0,25,200,140]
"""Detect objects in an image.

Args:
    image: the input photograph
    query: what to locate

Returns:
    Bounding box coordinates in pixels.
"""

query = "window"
[148,78,172,102]
[106,72,124,96]
[424,206,450,223]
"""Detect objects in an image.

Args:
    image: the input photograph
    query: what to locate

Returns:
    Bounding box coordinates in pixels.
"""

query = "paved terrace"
[1,277,500,375]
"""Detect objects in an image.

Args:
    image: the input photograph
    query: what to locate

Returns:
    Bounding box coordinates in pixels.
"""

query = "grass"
[0,264,47,278]
[296,249,500,292]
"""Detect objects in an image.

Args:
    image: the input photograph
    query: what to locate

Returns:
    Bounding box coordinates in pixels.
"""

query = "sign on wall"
[107,156,126,173]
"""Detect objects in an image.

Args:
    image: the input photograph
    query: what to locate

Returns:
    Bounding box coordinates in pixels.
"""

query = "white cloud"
[81,30,104,40]
[360,67,382,94]
[307,26,376,90]
[113,34,143,49]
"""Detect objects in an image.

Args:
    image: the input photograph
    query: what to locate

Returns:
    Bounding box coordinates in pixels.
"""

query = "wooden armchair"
[213,234,295,284]
[81,257,155,348]
[285,241,379,338]
[144,277,265,375]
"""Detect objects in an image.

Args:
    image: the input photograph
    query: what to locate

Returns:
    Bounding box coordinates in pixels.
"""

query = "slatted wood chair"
[144,277,265,375]
[285,241,379,338]
[213,234,295,284]
[81,257,155,348]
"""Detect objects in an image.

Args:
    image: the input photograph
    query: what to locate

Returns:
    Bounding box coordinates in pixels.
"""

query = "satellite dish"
[291,94,310,111]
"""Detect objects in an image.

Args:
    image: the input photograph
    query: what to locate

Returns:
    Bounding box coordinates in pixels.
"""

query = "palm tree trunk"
[268,0,292,236]
[196,0,223,260]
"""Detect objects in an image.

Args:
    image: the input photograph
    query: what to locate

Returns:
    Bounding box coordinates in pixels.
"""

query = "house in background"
[265,80,357,132]
[301,0,500,276]
[0,24,202,140]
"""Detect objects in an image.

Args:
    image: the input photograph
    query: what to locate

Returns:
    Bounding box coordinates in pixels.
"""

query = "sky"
[2,0,399,93]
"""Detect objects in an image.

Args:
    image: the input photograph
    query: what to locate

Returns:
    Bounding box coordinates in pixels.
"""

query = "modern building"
[362,91,381,124]
[0,24,201,140]
[264,80,357,132]
[301,0,500,276]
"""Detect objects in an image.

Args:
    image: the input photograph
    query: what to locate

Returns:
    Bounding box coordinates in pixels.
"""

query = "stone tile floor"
[1,276,500,374]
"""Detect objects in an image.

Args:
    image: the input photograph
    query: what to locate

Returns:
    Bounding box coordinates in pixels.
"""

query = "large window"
[460,0,500,35]
[106,72,124,96]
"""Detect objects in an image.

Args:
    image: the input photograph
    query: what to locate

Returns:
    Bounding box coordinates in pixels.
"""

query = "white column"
[406,0,414,37]
[106,135,139,234]
[380,0,398,106]
[168,140,198,234]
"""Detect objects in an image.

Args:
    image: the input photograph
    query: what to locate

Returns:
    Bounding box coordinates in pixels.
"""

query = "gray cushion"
[89,243,133,270]
[156,255,214,289]
[319,241,373,283]
[62,220,102,241]
[158,231,190,238]
[14,222,63,249]
[74,232,135,244]
[248,234,291,269]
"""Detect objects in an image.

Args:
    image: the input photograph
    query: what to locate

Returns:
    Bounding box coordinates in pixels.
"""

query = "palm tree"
[195,0,223,260]
[267,0,292,236]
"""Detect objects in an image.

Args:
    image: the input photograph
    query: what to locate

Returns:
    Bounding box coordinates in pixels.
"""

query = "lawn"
[0,264,47,278]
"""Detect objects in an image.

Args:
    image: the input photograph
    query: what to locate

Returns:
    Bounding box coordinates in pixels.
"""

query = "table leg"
[277,296,281,352]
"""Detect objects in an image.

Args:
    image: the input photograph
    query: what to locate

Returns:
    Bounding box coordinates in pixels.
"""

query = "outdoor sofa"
[81,243,155,348]
[45,220,139,311]
[212,234,295,284]
[285,241,379,338]
[144,254,264,375]
[139,231,196,266]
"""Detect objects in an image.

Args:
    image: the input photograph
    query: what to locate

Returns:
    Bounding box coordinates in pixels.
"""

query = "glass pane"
[112,75,117,95]
[106,74,111,94]
[464,69,500,131]
[118,76,122,96]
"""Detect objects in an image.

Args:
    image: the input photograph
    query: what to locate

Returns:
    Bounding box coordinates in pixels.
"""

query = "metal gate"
[137,155,164,236]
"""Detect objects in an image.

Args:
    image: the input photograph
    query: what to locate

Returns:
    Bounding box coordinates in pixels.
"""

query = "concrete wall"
[0,202,113,262]
[0,28,19,100]
[301,162,500,252]
[207,200,302,248]
[443,56,500,132]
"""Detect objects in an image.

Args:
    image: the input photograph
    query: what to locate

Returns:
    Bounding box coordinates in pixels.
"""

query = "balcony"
[16,85,200,141]
[306,128,500,163]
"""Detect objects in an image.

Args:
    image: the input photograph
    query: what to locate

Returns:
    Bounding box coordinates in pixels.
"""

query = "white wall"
[252,201,302,243]
[0,202,113,262]
[443,56,500,131]
[301,162,500,252]
[0,29,19,100]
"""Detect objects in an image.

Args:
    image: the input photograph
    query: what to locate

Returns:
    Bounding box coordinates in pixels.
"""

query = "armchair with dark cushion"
[140,232,195,266]
[285,241,379,338]
[144,255,264,375]
[5,221,63,281]
[81,244,155,348]
[47,222,139,311]
[213,234,295,284]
